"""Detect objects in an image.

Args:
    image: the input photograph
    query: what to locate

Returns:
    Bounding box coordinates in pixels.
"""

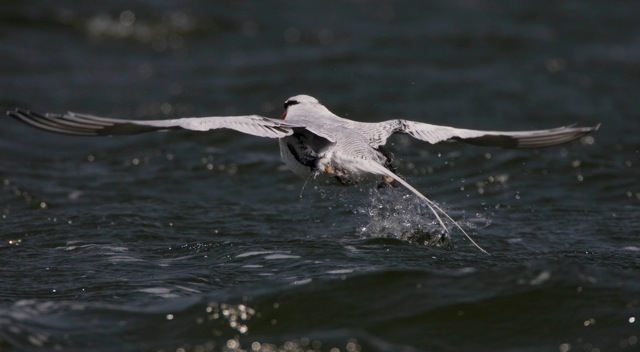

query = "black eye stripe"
[284,99,299,109]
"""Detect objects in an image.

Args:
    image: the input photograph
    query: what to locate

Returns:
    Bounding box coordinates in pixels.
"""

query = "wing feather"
[7,108,298,139]
[366,119,600,149]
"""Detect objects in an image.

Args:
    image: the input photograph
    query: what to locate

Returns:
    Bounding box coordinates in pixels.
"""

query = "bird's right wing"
[7,108,299,139]
[365,119,600,149]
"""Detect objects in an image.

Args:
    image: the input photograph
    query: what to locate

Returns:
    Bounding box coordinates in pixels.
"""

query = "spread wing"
[365,119,600,149]
[7,108,300,139]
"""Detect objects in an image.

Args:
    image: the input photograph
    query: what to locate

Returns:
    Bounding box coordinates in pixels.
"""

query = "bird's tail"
[358,160,489,255]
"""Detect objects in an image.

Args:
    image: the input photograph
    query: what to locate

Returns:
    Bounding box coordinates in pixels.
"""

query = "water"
[1,1,639,351]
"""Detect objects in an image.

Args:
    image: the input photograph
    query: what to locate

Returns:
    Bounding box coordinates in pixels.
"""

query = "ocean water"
[1,1,639,351]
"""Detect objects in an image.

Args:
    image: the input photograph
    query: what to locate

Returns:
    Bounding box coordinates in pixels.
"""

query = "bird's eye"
[284,99,299,109]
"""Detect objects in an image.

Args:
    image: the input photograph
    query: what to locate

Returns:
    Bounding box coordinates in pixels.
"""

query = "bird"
[7,94,599,253]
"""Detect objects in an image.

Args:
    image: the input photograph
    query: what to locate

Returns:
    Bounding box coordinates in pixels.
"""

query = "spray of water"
[351,187,452,248]
[303,180,492,251]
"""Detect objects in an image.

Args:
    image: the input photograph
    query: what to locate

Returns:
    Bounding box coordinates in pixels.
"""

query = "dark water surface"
[1,1,639,351]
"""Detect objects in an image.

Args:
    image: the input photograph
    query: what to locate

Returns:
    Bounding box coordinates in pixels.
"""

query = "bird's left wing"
[7,108,299,139]
[364,119,600,149]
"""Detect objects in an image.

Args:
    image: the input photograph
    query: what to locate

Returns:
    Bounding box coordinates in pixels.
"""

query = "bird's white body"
[278,95,405,184]
[7,94,599,253]
[279,110,388,183]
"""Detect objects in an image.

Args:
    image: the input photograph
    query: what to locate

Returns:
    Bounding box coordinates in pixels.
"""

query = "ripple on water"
[263,254,301,260]
[235,251,301,260]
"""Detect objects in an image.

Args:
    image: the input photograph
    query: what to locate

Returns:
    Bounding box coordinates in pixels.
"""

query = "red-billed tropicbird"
[7,94,600,253]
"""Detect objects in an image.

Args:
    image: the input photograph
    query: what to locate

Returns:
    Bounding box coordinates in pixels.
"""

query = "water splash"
[354,187,456,249]
[306,181,491,251]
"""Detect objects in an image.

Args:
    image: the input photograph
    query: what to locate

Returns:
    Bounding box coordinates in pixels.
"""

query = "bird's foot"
[324,165,355,185]
[377,175,399,189]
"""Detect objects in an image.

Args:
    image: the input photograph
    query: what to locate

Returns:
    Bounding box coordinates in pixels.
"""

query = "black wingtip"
[7,108,30,118]
[7,108,19,117]
[577,122,601,133]
[7,108,22,119]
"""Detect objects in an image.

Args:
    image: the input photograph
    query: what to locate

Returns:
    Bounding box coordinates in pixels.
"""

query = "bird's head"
[281,94,327,120]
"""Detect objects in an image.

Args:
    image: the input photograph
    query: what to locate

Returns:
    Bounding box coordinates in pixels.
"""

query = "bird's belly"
[278,140,362,185]
[279,136,388,186]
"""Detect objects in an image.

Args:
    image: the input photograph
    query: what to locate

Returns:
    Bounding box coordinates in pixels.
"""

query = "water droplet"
[559,343,571,352]
[119,10,135,26]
